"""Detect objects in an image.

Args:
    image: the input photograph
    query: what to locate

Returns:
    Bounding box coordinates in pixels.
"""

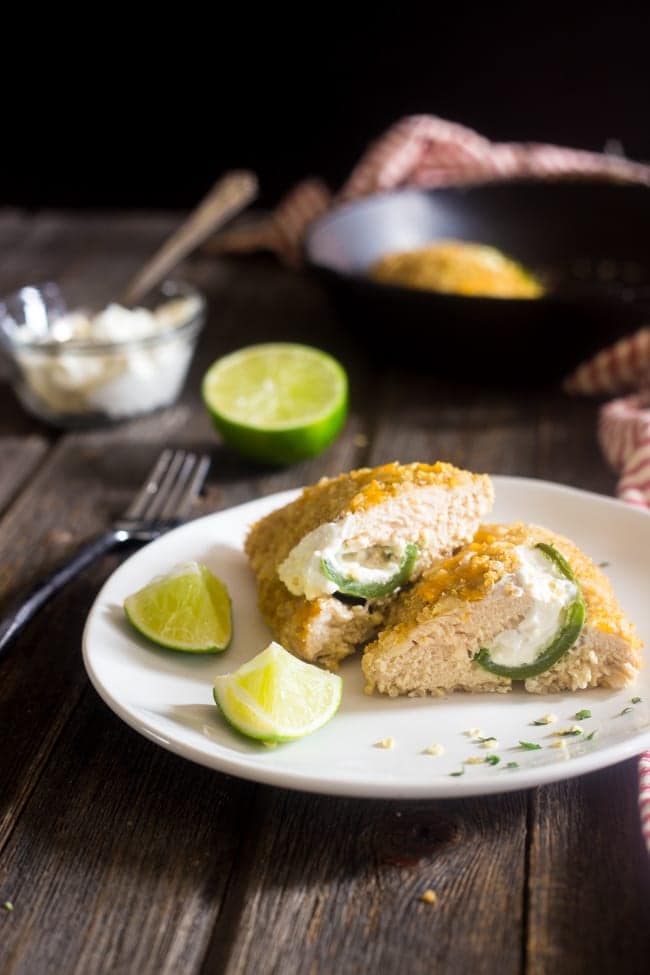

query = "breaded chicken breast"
[362,522,642,696]
[245,461,494,668]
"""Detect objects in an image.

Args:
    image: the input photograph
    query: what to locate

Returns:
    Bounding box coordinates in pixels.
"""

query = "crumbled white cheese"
[278,515,408,600]
[15,298,200,419]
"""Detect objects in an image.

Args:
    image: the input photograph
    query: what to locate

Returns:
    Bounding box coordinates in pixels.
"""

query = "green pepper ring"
[474,542,586,680]
[321,543,418,600]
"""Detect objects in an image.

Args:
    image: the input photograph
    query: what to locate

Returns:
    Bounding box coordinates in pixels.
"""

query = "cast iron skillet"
[304,182,650,382]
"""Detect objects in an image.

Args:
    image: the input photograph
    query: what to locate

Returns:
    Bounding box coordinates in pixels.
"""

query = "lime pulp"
[213,641,342,742]
[124,562,232,653]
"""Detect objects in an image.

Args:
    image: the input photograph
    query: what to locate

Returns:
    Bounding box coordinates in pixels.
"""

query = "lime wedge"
[202,343,348,465]
[213,641,342,742]
[124,562,232,653]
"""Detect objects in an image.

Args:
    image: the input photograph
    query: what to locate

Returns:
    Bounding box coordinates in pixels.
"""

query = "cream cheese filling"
[278,516,408,600]
[487,545,578,667]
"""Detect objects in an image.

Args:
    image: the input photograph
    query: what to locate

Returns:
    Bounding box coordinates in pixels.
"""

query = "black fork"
[0,449,211,656]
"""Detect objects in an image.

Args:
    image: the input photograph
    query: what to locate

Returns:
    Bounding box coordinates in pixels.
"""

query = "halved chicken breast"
[362,522,642,696]
[245,461,494,668]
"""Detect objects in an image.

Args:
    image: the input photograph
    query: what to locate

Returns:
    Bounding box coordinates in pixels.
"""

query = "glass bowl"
[0,279,206,427]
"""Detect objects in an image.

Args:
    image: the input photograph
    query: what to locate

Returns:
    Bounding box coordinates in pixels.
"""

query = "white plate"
[83,477,650,798]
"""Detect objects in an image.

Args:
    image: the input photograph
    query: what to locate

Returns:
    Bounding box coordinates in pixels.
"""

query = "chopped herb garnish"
[519,741,542,750]
[632,697,642,704]
[574,709,592,720]
[505,762,519,769]
[619,706,633,716]
[476,736,495,743]
[584,729,598,741]
[450,768,465,777]
[485,754,500,766]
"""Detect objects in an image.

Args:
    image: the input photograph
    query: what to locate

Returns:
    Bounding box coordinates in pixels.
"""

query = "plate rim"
[82,475,650,799]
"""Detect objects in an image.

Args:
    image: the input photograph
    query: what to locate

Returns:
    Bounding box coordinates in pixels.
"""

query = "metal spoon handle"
[121,170,258,306]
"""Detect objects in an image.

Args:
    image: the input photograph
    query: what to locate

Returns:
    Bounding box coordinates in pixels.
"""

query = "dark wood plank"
[0,437,49,515]
[0,689,253,975]
[0,244,367,972]
[535,393,617,496]
[0,415,365,973]
[527,760,650,975]
[369,373,540,474]
[525,401,650,974]
[206,789,527,975]
[201,370,537,975]
[0,212,644,975]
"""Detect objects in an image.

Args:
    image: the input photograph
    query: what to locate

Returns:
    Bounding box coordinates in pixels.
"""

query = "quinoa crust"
[245,461,494,667]
[362,522,643,696]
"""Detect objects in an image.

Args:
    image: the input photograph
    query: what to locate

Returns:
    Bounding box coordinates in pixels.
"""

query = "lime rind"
[202,343,347,430]
[213,642,343,742]
[124,563,232,653]
[202,343,348,465]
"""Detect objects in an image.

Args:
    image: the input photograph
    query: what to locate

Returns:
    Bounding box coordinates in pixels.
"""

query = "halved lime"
[202,343,348,465]
[213,641,342,742]
[124,562,232,653]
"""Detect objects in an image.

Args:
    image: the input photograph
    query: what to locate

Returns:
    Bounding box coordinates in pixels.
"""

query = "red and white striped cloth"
[565,334,650,508]
[207,114,650,265]
[566,337,650,852]
[640,754,650,854]
[212,116,650,846]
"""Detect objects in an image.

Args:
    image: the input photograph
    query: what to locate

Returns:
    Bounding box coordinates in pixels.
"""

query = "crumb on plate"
[375,737,395,749]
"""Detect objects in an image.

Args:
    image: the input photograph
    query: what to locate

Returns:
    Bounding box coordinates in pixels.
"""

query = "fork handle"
[0,529,128,657]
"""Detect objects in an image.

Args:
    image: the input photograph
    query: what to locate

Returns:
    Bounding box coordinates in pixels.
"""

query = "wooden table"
[0,211,648,975]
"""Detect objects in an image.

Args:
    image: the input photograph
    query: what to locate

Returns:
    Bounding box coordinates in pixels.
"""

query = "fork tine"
[157,452,201,521]
[173,454,211,520]
[121,449,174,520]
[142,449,187,521]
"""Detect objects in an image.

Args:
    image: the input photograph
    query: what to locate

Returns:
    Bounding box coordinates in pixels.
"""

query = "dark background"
[5,8,650,210]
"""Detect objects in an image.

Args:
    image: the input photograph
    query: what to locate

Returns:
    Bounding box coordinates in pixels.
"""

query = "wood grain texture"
[0,212,647,975]
[204,789,527,975]
[0,437,49,515]
[525,401,647,975]
[205,369,537,975]
[0,332,365,975]
[527,760,650,975]
[0,689,252,975]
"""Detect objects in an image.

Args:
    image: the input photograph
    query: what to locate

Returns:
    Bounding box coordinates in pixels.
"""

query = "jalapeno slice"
[475,543,586,680]
[321,543,418,600]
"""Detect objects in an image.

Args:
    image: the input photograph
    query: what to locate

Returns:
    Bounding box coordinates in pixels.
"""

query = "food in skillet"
[245,462,494,669]
[362,522,642,697]
[370,240,544,298]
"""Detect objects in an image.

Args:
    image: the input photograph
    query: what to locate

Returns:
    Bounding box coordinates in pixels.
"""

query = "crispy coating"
[246,462,491,574]
[245,461,494,667]
[363,522,643,696]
